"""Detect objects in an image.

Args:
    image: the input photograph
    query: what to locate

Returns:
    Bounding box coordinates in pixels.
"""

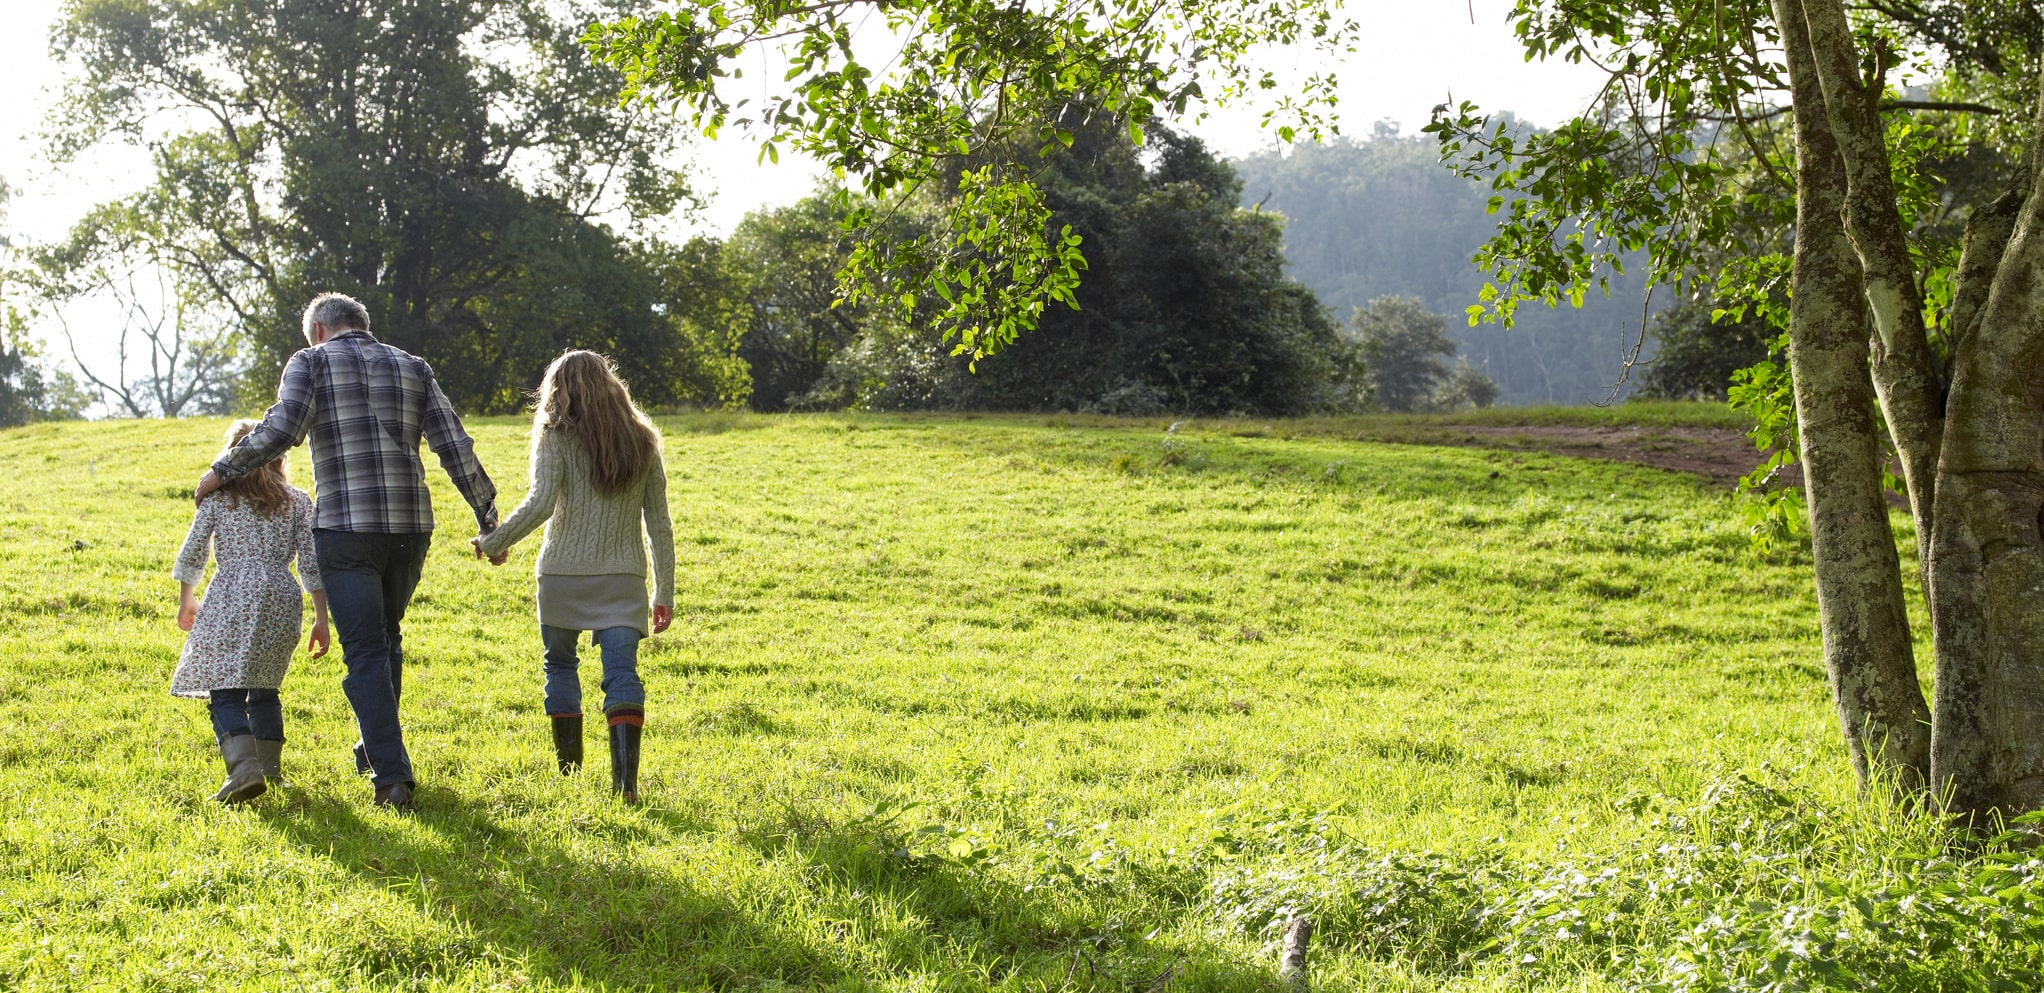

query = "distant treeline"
[651,121,1496,417]
[9,122,1705,424]
[1233,129,1662,406]
[704,122,1342,416]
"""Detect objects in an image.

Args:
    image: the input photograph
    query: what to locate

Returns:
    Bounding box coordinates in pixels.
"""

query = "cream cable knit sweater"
[477,430,676,606]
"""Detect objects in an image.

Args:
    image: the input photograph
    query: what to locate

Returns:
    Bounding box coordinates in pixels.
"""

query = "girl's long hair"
[531,350,660,495]
[220,419,291,517]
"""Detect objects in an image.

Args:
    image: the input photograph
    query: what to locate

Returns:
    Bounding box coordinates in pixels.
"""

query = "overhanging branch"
[1881,99,2003,115]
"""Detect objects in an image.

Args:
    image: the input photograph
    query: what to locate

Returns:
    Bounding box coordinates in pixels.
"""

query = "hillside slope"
[2,415,2018,991]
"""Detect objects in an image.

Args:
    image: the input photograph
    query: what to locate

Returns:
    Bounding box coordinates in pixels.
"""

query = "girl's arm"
[291,490,324,594]
[171,498,216,629]
[307,589,330,658]
[178,581,199,632]
[477,432,562,559]
[643,449,676,632]
[292,492,330,657]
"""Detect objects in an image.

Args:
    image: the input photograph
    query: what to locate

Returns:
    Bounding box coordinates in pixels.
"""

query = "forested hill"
[1233,133,1657,406]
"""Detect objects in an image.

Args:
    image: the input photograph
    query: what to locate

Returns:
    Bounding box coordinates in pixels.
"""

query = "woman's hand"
[307,620,331,658]
[471,536,509,566]
[177,595,198,632]
[652,604,672,634]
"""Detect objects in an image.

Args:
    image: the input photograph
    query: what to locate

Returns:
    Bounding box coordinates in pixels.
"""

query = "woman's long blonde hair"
[532,350,659,495]
[220,419,291,516]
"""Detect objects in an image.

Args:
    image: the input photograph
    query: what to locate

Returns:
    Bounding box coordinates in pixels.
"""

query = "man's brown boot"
[372,781,415,811]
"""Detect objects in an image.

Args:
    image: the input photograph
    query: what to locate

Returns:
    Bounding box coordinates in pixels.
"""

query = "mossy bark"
[1775,0,1931,793]
[1928,150,2044,817]
[1788,0,2044,820]
[1797,0,1945,553]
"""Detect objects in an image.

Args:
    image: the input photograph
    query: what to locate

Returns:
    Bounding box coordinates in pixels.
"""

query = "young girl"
[172,419,330,804]
[476,350,675,804]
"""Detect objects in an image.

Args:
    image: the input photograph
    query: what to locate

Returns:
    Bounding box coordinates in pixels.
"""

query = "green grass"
[1002,400,1755,463]
[0,413,2028,991]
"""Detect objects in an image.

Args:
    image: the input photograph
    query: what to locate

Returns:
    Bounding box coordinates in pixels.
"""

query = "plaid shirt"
[214,330,498,535]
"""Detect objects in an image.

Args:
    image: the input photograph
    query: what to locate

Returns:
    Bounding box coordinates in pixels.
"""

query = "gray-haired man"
[195,293,502,810]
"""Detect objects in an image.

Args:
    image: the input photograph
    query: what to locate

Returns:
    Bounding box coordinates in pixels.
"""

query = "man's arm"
[200,351,319,502]
[417,363,499,533]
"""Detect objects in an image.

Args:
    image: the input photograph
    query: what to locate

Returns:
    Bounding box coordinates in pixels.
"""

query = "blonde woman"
[172,419,330,803]
[476,350,675,803]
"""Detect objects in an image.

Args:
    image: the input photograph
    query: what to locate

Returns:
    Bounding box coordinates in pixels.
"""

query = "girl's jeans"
[540,626,645,717]
[209,688,283,742]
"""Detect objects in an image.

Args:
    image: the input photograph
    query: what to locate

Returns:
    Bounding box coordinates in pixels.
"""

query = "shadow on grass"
[265,784,1282,991]
[262,788,826,990]
[645,800,1288,993]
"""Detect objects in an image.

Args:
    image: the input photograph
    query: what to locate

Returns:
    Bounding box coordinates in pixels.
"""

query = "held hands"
[652,604,672,634]
[471,537,509,566]
[193,470,223,507]
[307,620,331,659]
[177,595,198,632]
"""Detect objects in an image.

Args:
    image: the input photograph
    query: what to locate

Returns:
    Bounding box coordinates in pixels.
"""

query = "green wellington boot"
[551,715,584,774]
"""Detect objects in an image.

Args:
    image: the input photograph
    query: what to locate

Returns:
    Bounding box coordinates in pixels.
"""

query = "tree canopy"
[1344,295,1495,414]
[916,124,1341,415]
[34,0,736,413]
[683,121,1347,416]
[584,0,1357,362]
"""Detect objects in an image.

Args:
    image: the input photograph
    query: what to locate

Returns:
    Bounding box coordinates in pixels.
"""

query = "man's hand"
[194,470,223,507]
[652,604,672,634]
[177,595,198,632]
[307,620,331,658]
[471,537,509,566]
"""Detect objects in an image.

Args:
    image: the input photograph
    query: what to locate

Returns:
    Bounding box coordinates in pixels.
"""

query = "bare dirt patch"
[1398,425,1767,490]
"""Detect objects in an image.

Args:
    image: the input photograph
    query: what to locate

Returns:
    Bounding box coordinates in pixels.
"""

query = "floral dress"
[169,488,322,698]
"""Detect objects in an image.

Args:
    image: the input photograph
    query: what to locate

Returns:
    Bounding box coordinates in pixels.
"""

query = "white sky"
[0,0,1608,385]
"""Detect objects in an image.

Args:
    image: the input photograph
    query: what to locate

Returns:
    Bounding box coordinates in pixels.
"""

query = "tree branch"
[1882,99,2003,115]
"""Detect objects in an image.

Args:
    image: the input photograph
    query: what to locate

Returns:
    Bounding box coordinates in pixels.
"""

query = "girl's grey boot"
[213,734,268,804]
[255,739,287,787]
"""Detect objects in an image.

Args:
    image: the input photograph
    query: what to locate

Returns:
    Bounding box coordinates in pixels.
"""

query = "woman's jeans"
[209,688,283,742]
[540,626,645,717]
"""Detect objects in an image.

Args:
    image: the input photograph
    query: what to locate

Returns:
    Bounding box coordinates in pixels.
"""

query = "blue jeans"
[540,626,645,717]
[315,529,430,787]
[209,688,283,742]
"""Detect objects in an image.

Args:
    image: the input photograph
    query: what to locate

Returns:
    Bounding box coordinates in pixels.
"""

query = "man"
[196,293,503,810]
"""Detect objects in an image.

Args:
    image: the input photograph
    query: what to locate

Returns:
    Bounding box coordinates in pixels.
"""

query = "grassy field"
[0,409,2031,991]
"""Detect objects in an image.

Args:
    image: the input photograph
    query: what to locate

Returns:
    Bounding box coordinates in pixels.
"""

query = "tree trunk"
[1774,0,1932,794]
[1928,122,2044,818]
[1795,0,1944,552]
[1785,0,2044,822]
